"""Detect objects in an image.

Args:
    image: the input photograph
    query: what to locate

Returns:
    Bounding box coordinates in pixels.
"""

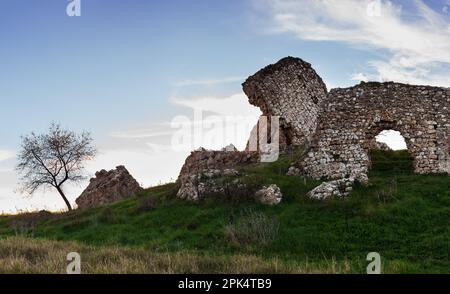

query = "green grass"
[0,149,449,273]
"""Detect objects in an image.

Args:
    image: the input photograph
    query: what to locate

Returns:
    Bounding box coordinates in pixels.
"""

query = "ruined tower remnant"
[242,57,328,148]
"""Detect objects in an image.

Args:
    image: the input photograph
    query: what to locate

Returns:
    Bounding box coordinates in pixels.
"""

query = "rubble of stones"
[76,166,143,209]
[176,56,449,201]
[177,168,240,201]
[254,184,283,205]
[178,145,259,178]
[176,145,282,204]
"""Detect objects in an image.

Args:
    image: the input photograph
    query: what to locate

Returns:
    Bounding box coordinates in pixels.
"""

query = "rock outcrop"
[76,166,143,209]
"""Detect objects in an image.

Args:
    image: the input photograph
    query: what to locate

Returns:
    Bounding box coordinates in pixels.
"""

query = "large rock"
[307,178,354,200]
[254,184,283,205]
[76,166,143,209]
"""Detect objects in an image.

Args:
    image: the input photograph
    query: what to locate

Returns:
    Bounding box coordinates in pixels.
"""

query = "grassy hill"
[0,150,449,273]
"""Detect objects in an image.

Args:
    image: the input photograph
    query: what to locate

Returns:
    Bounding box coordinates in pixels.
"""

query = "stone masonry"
[243,57,328,148]
[176,146,261,201]
[296,82,450,182]
[76,166,143,209]
[177,57,450,200]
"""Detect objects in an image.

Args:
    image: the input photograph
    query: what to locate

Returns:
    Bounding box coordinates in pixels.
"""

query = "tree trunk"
[56,186,72,211]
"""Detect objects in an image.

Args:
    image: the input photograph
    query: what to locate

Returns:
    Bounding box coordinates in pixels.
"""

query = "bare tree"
[16,123,96,211]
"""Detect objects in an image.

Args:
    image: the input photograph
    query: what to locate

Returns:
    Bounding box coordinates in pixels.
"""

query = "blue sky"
[1,0,450,212]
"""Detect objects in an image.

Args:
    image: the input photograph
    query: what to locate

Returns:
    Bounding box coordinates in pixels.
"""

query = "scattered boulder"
[76,166,143,209]
[254,184,283,205]
[307,178,354,200]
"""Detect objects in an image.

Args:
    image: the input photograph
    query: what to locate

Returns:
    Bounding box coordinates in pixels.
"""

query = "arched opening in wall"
[375,130,407,150]
[371,130,414,173]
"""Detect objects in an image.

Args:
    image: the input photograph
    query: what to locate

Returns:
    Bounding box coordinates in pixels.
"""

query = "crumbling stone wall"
[176,146,260,201]
[295,82,450,181]
[177,56,450,201]
[177,146,259,179]
[242,57,328,148]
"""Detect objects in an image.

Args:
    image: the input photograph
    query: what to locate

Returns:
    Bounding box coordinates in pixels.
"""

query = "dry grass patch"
[0,237,350,274]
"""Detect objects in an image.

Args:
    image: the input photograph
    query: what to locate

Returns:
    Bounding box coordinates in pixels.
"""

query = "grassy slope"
[0,150,449,273]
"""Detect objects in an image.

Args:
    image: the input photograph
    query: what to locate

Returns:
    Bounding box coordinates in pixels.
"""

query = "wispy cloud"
[110,129,174,139]
[256,0,450,86]
[444,1,450,14]
[108,93,261,152]
[171,93,261,117]
[173,76,244,87]
[0,149,15,162]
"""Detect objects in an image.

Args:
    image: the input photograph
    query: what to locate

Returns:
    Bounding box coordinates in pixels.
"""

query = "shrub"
[203,176,261,205]
[224,210,279,248]
[223,175,262,205]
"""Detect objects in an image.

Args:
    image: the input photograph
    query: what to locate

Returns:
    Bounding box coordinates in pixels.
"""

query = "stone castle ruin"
[242,57,328,149]
[176,56,450,201]
[294,82,450,181]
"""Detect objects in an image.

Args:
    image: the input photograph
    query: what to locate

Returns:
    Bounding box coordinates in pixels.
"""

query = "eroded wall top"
[242,57,328,146]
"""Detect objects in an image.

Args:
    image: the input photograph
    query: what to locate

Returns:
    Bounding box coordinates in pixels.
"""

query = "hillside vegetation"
[0,150,449,273]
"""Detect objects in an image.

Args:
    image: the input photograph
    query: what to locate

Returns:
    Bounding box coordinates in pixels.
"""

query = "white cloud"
[0,169,74,214]
[171,93,261,117]
[376,130,407,150]
[256,0,450,86]
[110,93,261,152]
[173,76,245,87]
[110,129,174,139]
[0,149,15,162]
[351,72,370,83]
[84,148,186,188]
[0,147,188,213]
